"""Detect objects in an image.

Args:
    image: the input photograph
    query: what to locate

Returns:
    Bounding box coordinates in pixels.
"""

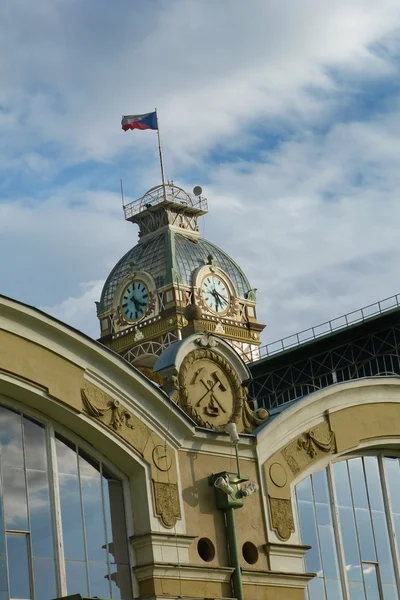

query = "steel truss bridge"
[248,296,400,411]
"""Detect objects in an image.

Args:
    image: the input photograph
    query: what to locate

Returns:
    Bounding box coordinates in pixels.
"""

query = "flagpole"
[155,108,167,201]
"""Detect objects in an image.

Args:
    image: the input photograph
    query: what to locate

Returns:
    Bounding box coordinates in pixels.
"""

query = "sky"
[2,0,400,348]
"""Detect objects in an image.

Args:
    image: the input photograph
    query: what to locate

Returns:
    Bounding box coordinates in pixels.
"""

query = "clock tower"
[96,183,265,368]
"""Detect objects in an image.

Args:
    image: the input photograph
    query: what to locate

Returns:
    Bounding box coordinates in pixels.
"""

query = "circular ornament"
[269,463,287,488]
[178,348,244,430]
[152,445,173,472]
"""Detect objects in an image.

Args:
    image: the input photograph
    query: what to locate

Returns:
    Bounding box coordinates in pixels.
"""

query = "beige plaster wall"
[0,329,84,410]
[179,450,269,571]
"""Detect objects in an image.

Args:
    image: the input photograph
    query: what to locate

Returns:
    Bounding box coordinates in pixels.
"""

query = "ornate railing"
[255,293,400,361]
[123,184,208,221]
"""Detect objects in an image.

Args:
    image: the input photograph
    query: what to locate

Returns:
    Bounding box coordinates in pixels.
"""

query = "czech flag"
[121,112,158,131]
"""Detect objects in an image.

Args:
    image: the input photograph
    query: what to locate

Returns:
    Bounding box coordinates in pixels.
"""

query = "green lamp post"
[209,424,259,600]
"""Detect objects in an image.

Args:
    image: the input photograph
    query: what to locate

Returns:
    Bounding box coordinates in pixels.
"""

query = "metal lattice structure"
[248,305,400,411]
[123,184,208,221]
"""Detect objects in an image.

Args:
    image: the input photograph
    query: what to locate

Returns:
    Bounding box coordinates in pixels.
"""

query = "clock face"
[201,275,230,313]
[121,281,149,321]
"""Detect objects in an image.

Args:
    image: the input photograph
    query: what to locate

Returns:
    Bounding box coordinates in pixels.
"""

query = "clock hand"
[214,290,228,304]
[214,292,220,312]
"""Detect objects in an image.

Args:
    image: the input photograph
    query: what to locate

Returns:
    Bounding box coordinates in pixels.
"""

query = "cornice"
[133,562,314,589]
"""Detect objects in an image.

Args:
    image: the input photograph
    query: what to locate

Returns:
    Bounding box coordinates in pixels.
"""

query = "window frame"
[294,450,400,600]
[0,393,134,600]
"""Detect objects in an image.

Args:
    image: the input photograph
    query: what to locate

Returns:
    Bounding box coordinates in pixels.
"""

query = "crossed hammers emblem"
[190,368,227,416]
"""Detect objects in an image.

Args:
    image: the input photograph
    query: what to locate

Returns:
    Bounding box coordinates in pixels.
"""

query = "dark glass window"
[296,456,399,600]
[0,404,132,600]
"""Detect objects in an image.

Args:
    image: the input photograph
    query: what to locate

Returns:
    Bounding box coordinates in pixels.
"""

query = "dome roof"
[100,231,251,313]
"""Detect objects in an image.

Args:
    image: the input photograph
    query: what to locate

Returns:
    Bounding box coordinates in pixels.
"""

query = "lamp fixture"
[225,422,239,445]
[241,481,259,497]
[214,476,234,495]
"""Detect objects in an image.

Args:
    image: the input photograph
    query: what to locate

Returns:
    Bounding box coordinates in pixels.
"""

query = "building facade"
[1,184,400,600]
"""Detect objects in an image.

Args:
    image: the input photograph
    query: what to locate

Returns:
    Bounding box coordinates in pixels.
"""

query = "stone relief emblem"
[178,348,245,430]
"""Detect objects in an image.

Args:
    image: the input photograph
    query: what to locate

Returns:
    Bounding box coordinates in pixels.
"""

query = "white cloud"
[1,0,400,348]
[41,280,104,336]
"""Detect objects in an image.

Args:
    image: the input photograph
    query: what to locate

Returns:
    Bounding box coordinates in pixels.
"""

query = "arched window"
[296,455,400,600]
[0,403,132,600]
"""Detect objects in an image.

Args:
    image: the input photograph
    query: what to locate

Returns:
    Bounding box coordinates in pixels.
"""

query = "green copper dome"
[99,230,252,313]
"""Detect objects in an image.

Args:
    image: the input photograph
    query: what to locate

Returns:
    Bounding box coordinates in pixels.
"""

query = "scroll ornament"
[298,428,336,458]
[282,421,336,476]
[81,388,134,431]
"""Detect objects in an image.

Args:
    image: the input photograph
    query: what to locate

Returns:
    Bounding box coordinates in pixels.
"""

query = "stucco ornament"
[269,498,295,541]
[178,348,245,430]
[81,388,135,431]
[282,420,336,476]
[153,482,181,528]
[81,386,150,455]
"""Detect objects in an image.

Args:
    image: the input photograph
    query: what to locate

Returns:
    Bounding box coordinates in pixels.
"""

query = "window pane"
[65,561,89,597]
[298,501,322,575]
[103,476,129,565]
[316,503,332,526]
[384,458,400,513]
[325,578,343,600]
[392,513,400,555]
[58,473,85,561]
[349,581,366,600]
[333,462,352,508]
[363,564,380,600]
[23,418,47,471]
[3,468,28,531]
[338,506,362,582]
[308,576,326,600]
[312,470,330,504]
[56,435,78,474]
[354,509,376,562]
[88,561,111,598]
[33,557,57,600]
[318,524,340,580]
[364,457,384,512]
[382,584,399,600]
[7,534,31,600]
[0,490,6,555]
[371,510,396,586]
[297,476,313,502]
[0,408,23,468]
[0,556,8,593]
[348,459,369,510]
[81,469,107,563]
[27,470,54,558]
